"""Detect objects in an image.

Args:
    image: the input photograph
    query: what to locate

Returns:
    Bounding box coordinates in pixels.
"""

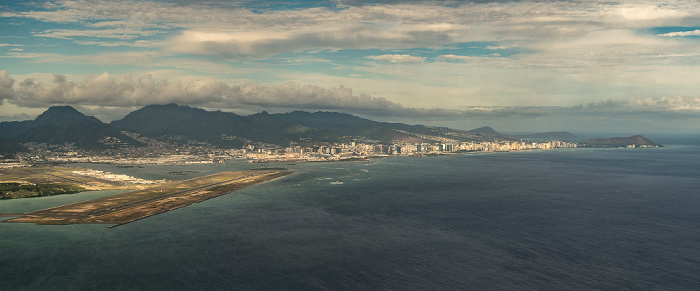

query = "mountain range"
[0,104,511,154]
[0,106,142,151]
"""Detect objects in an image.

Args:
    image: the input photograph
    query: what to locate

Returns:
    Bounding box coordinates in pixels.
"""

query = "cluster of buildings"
[246,140,577,163]
[15,139,577,165]
[70,169,163,185]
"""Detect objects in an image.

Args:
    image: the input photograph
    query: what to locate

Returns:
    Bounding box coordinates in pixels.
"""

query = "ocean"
[2,135,700,290]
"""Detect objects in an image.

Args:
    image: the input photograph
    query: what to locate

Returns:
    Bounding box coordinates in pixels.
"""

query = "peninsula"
[582,135,661,148]
[2,170,290,227]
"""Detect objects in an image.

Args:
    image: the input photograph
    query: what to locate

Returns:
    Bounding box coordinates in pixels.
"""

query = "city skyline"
[2,0,700,133]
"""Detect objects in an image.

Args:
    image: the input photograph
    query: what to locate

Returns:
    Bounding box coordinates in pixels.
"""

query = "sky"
[1,0,700,134]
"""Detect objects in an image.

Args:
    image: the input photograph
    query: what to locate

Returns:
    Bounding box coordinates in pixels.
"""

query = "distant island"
[582,135,661,148]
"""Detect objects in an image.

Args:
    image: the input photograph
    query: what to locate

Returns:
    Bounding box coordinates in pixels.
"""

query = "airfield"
[1,170,291,227]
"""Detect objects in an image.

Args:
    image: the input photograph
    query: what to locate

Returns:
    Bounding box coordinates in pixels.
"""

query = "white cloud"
[167,23,466,58]
[436,54,478,62]
[613,4,688,22]
[658,29,700,37]
[485,45,516,50]
[366,54,425,63]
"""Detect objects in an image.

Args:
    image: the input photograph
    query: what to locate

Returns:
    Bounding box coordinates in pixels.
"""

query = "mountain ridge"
[110,104,507,146]
[0,105,142,150]
[467,126,502,136]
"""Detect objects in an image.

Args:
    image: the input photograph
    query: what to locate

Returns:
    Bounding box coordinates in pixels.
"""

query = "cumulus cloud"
[4,70,700,133]
[6,70,699,121]
[224,82,406,112]
[366,54,426,63]
[0,70,16,101]
[1,71,411,114]
[12,73,229,107]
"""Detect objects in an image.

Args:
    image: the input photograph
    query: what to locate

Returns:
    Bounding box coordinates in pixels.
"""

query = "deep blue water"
[2,138,700,290]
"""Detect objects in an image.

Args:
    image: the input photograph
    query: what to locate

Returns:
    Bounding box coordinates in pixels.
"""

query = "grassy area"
[0,183,85,199]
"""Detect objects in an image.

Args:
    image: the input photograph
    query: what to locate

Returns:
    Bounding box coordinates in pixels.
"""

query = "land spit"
[3,171,291,227]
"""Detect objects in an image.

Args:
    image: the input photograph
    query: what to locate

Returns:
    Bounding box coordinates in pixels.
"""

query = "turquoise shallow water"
[2,139,700,290]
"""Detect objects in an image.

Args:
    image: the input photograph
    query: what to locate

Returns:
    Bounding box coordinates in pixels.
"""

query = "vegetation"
[0,105,143,150]
[167,170,199,175]
[0,183,85,199]
[0,138,27,157]
[583,135,661,147]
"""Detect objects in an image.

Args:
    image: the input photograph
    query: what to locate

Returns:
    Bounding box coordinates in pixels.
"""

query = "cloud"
[366,54,425,63]
[4,70,700,134]
[34,28,163,40]
[436,54,478,62]
[0,52,64,62]
[6,70,698,119]
[485,45,516,50]
[167,23,465,58]
[575,97,700,113]
[0,70,15,101]
[4,0,700,120]
[10,73,228,107]
[74,40,157,47]
[458,106,551,117]
[658,29,700,37]
[1,71,411,114]
[7,0,700,61]
[0,113,32,122]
